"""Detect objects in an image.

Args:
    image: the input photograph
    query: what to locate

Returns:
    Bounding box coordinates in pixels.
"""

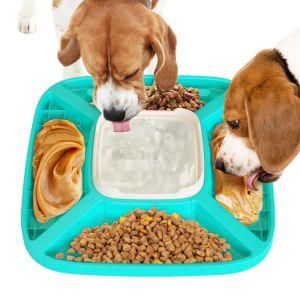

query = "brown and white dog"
[18,0,176,123]
[215,30,300,189]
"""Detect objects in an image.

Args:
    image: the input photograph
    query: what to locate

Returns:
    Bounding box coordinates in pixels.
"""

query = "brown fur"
[53,0,62,8]
[140,0,159,8]
[57,0,178,103]
[224,49,300,174]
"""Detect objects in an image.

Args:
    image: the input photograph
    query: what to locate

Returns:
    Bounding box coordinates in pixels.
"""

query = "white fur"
[53,0,86,78]
[145,0,168,75]
[63,61,86,78]
[277,28,300,83]
[18,0,37,33]
[153,0,168,16]
[96,78,142,120]
[52,0,83,37]
[216,130,261,177]
[18,0,85,77]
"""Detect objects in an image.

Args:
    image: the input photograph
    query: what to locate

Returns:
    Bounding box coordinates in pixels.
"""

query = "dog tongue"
[112,121,130,132]
[245,170,261,191]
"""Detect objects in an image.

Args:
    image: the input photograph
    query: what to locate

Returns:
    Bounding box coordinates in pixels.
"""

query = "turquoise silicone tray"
[22,76,275,276]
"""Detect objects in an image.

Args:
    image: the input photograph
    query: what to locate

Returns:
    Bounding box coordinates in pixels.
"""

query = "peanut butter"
[212,124,263,225]
[33,120,85,223]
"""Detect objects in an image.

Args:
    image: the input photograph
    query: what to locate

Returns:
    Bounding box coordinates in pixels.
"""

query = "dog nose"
[103,108,126,122]
[215,159,226,173]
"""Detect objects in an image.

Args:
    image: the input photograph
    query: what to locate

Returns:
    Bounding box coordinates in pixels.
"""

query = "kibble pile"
[56,209,232,264]
[144,84,204,112]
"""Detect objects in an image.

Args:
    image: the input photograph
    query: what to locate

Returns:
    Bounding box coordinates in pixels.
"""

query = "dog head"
[58,0,178,122]
[216,50,300,187]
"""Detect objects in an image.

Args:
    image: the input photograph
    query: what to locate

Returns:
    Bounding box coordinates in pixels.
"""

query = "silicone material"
[22,76,275,276]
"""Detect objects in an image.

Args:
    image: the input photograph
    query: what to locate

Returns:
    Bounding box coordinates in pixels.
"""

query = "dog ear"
[148,18,178,90]
[57,3,87,66]
[58,32,81,66]
[246,82,300,174]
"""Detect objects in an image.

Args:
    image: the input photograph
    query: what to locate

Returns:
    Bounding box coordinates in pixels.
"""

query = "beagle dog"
[18,0,177,123]
[216,29,300,190]
[18,0,169,79]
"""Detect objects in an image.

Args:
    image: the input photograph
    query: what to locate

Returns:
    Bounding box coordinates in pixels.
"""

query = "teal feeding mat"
[22,76,275,276]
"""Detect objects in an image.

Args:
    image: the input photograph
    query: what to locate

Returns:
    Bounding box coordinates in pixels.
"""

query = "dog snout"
[103,108,126,122]
[96,80,141,121]
[215,159,226,173]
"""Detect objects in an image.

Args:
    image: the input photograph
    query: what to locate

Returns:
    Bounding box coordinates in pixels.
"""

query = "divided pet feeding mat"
[22,76,275,276]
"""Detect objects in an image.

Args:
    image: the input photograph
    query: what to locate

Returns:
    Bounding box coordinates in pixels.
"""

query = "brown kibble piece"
[79,239,88,247]
[67,248,75,254]
[55,253,64,260]
[122,244,131,252]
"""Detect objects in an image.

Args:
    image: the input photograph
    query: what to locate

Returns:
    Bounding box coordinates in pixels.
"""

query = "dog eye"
[124,69,139,80]
[227,120,240,129]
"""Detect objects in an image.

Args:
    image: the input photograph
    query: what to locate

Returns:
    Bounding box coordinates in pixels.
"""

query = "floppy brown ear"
[149,19,178,90]
[246,83,300,174]
[58,32,81,66]
[57,3,87,66]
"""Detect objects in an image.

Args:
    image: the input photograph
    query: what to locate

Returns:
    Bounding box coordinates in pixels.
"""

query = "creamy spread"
[212,124,263,226]
[33,120,85,223]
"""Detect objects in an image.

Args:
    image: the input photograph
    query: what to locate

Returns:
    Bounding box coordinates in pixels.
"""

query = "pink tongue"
[245,170,261,191]
[112,121,130,132]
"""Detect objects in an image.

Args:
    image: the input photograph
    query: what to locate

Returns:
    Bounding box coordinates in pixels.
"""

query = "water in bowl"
[96,114,202,198]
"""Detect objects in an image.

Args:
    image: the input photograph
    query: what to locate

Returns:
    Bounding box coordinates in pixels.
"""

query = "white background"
[1,0,300,299]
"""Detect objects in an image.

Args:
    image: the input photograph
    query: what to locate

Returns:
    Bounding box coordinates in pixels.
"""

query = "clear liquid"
[99,117,200,195]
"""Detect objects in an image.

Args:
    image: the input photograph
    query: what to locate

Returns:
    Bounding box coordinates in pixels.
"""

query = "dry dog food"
[212,124,263,225]
[33,120,85,223]
[144,84,204,112]
[57,209,232,264]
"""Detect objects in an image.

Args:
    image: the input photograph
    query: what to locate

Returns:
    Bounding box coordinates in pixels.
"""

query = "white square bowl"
[93,109,204,199]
